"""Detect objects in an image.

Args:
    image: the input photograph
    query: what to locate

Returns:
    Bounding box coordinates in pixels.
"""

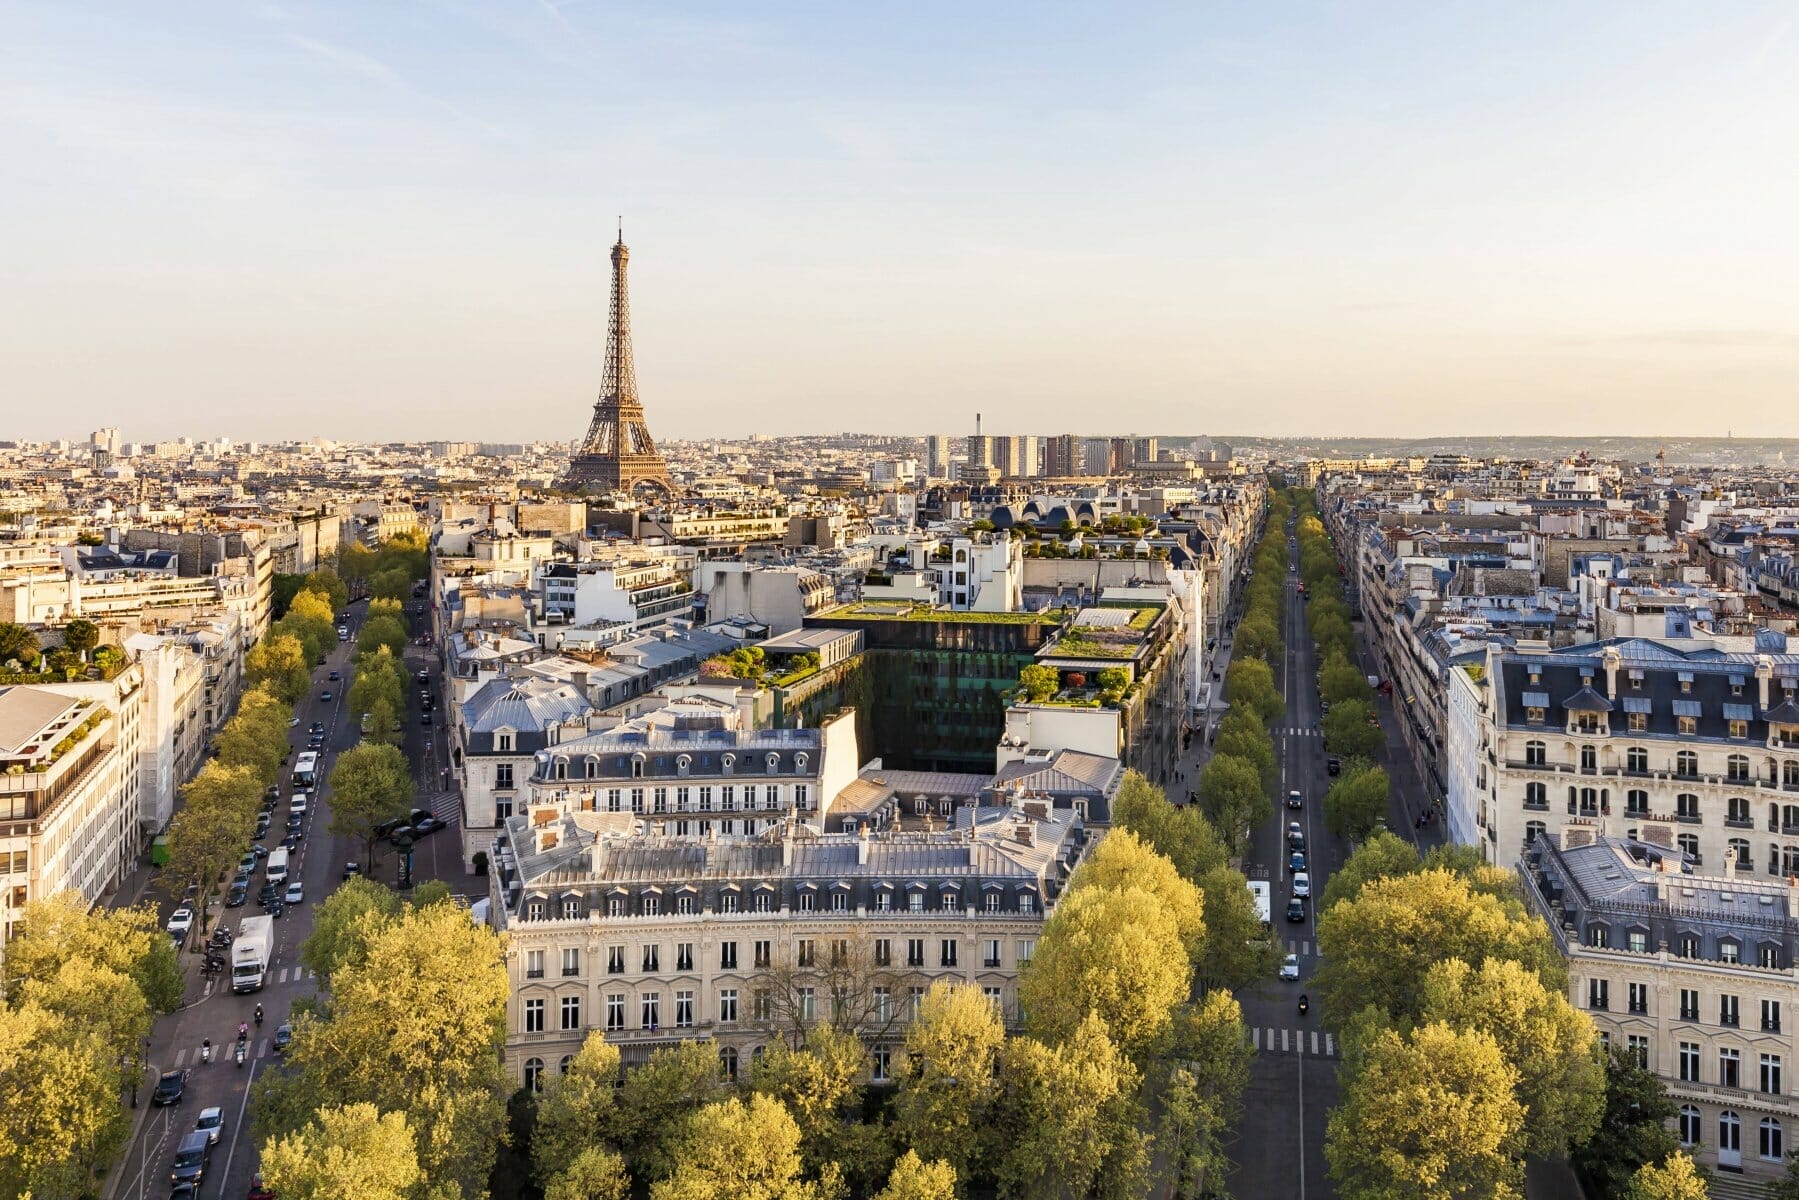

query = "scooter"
[236,1041,247,1068]
[200,1039,212,1064]
[254,1005,264,1027]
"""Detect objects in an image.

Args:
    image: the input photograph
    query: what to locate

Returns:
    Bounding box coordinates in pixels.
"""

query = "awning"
[1521,691,1550,707]
[1622,698,1653,714]
[1723,704,1755,721]
[1672,700,1703,718]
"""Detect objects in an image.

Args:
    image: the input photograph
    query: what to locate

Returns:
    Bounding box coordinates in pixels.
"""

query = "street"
[106,597,461,1200]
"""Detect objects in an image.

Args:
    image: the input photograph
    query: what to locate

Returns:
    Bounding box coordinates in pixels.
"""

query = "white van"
[265,848,290,886]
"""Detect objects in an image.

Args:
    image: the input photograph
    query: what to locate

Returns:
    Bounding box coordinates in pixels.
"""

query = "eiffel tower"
[560,231,674,495]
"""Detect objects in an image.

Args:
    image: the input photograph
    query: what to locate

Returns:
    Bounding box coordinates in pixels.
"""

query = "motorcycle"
[200,1039,212,1064]
[1298,994,1310,1016]
[235,1041,247,1068]
[254,1005,264,1027]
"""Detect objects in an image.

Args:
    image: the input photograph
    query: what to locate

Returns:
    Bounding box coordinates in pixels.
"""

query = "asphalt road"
[106,598,462,1200]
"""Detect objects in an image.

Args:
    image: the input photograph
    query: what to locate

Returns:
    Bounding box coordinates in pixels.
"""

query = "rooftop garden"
[819,602,1063,625]
[2,704,110,774]
[1015,664,1133,708]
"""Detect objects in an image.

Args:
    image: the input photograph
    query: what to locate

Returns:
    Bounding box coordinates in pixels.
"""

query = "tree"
[651,1094,834,1200]
[0,621,42,667]
[358,615,409,662]
[1570,1049,1681,1200]
[1420,957,1604,1157]
[61,618,100,659]
[534,1033,622,1186]
[1626,1153,1709,1200]
[1212,721,1277,793]
[0,1000,124,1199]
[1020,884,1190,1058]
[893,983,1004,1183]
[1094,667,1129,701]
[1320,832,1419,911]
[1322,700,1383,759]
[874,1151,956,1200]
[1068,829,1205,959]
[1326,1022,1525,1200]
[1233,614,1283,666]
[247,632,314,705]
[260,1103,420,1200]
[1314,868,1563,1026]
[749,1027,874,1179]
[1195,865,1281,991]
[1195,754,1268,854]
[545,1148,631,1200]
[327,742,414,867]
[299,877,400,982]
[1225,657,1284,726]
[1109,771,1227,881]
[215,686,292,788]
[253,900,510,1198]
[610,1041,727,1183]
[285,589,339,661]
[302,568,349,614]
[1160,991,1253,1200]
[166,762,260,932]
[1319,651,1374,707]
[1,890,183,1015]
[1324,764,1390,841]
[370,568,412,601]
[993,1014,1147,1200]
[1017,663,1058,702]
[760,931,906,1046]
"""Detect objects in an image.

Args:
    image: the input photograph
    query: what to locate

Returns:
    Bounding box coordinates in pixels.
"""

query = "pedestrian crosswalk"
[173,1037,272,1068]
[1283,939,1319,957]
[1251,1027,1337,1058]
[1276,727,1322,739]
[420,789,461,823]
[270,967,318,985]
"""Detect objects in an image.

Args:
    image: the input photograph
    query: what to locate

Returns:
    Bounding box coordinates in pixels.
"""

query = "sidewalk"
[1352,620,1446,853]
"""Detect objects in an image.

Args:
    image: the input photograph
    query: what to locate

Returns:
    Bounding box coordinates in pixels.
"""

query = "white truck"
[1248,880,1272,930]
[232,915,274,993]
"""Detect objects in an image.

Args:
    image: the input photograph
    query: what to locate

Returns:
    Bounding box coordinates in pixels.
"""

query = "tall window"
[1729,797,1751,824]
[560,995,581,1030]
[523,1057,543,1093]
[1721,995,1741,1027]
[1762,1053,1783,1095]
[1678,1105,1701,1146]
[676,943,693,972]
[1679,988,1699,1019]
[675,990,694,1028]
[1627,747,1648,772]
[523,998,544,1033]
[1525,781,1548,808]
[640,992,660,1029]
[720,941,738,970]
[1677,750,1698,776]
[1764,1119,1785,1162]
[1679,1042,1700,1082]
[1676,793,1700,820]
[1525,740,1547,766]
[641,945,660,973]
[606,994,624,1031]
[719,989,738,1023]
[1765,999,1784,1032]
[1730,755,1752,781]
[562,948,580,977]
[496,763,514,789]
[1587,979,1609,1010]
[1720,1048,1741,1088]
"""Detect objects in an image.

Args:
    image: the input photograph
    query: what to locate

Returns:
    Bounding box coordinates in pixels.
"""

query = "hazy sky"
[4,2,1797,444]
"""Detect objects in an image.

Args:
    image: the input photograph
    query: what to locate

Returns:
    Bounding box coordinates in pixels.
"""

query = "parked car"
[226,884,248,908]
[273,1024,292,1054]
[342,861,362,880]
[166,907,194,943]
[1285,897,1307,923]
[194,1106,224,1145]
[1280,954,1300,981]
[152,1070,188,1106]
[1293,872,1311,898]
[412,815,445,836]
[1327,756,1342,776]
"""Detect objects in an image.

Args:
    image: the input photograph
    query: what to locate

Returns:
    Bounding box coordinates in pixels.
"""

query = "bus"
[293,752,319,789]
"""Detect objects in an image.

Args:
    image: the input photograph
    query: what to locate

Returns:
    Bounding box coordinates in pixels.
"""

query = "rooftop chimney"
[857,824,870,865]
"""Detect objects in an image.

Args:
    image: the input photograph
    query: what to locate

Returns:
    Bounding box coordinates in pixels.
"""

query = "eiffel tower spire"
[560,229,674,494]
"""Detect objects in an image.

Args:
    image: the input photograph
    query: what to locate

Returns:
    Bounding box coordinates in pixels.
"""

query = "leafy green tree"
[260,1103,420,1200]
[1069,829,1205,959]
[254,900,511,1199]
[534,1033,622,1187]
[610,1041,727,1183]
[1321,832,1420,911]
[1017,662,1059,702]
[299,877,401,982]
[1225,657,1284,725]
[327,742,414,867]
[1,890,183,1014]
[1315,868,1563,1026]
[1324,763,1391,841]
[1195,865,1282,991]
[358,615,409,661]
[1160,991,1253,1199]
[302,567,350,614]
[61,618,100,659]
[1213,720,1277,793]
[0,1000,125,1199]
[166,762,260,932]
[1327,1022,1525,1200]
[545,1148,631,1200]
[1319,651,1374,706]
[893,983,1004,1183]
[749,1027,874,1180]
[273,572,308,619]
[370,568,412,601]
[993,1013,1147,1200]
[874,1151,956,1200]
[1571,1049,1682,1200]
[247,632,314,705]
[1020,884,1190,1058]
[1322,700,1383,759]
[1234,614,1283,666]
[350,647,406,724]
[1195,754,1269,854]
[1420,957,1604,1156]
[651,1094,835,1200]
[284,588,339,660]
[0,621,43,667]
[215,686,292,788]
[1109,771,1228,881]
[1626,1152,1709,1200]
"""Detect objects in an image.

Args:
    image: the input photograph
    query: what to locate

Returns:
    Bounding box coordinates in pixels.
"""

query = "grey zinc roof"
[462,677,591,734]
[0,688,85,756]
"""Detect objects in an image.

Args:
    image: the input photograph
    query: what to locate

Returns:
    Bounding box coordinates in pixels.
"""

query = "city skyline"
[5,1,1798,442]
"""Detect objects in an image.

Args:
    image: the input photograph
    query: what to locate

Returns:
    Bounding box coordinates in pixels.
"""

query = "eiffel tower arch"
[559,235,676,496]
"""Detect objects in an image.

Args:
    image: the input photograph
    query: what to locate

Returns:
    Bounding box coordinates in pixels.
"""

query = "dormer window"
[1527,707,1546,725]
[721,753,735,776]
[766,752,781,775]
[497,733,513,752]
[631,754,645,779]
[1678,716,1697,736]
[1678,671,1695,694]
[794,752,809,773]
[676,755,691,778]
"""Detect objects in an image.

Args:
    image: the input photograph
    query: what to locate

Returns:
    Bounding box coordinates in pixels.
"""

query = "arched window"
[1676,750,1698,777]
[719,1046,739,1081]
[1525,781,1547,808]
[1627,746,1648,773]
[559,1055,575,1075]
[1729,796,1750,824]
[553,757,568,781]
[1729,838,1751,869]
[1676,793,1699,820]
[585,756,600,779]
[1626,789,1648,816]
[1580,745,1597,772]
[631,755,645,779]
[1763,1117,1784,1161]
[1525,740,1547,766]
[1720,1110,1742,1155]
[1785,805,1799,832]
[1678,1105,1701,1146]
[1786,761,1799,788]
[1729,754,1751,781]
[523,1058,544,1093]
